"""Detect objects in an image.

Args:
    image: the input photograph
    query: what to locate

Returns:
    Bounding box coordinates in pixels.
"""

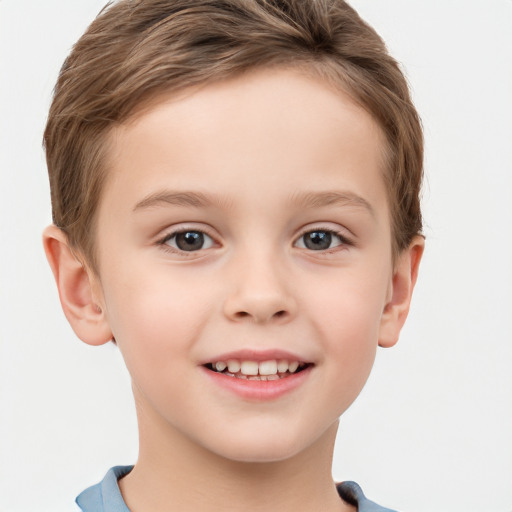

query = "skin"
[44,67,423,512]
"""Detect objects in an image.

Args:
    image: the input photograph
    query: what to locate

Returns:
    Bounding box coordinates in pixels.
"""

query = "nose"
[222,251,296,324]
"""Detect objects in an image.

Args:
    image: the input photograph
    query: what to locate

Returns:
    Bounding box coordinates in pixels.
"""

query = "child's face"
[91,68,400,462]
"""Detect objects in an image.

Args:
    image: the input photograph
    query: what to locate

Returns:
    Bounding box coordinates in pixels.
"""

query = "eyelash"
[157,228,217,255]
[294,227,354,253]
[156,226,353,255]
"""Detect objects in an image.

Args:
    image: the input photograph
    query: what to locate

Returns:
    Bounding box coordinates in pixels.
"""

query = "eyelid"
[156,224,220,254]
[164,231,215,249]
[293,225,354,250]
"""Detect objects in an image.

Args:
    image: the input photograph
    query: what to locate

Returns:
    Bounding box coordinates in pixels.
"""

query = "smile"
[204,359,311,380]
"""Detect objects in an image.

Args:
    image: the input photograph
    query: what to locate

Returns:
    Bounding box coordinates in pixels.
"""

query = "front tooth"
[227,360,241,373]
[259,360,277,375]
[277,360,289,373]
[288,361,299,373]
[215,361,227,372]
[240,360,259,375]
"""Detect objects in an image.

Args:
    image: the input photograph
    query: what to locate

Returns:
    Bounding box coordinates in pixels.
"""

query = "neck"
[119,395,351,512]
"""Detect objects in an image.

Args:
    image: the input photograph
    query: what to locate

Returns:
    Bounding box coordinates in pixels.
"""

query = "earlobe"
[42,225,113,346]
[378,236,424,348]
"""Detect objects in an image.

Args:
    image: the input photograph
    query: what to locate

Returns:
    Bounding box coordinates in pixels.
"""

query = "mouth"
[204,359,313,381]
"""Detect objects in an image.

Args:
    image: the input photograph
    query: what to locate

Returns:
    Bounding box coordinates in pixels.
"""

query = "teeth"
[240,361,259,376]
[288,361,299,373]
[259,360,278,375]
[240,374,278,381]
[210,359,305,377]
[277,360,289,373]
[227,360,241,373]
[215,361,227,372]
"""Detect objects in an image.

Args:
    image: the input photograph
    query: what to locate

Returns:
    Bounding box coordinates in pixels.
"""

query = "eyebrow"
[133,190,232,211]
[288,190,375,217]
[133,189,375,217]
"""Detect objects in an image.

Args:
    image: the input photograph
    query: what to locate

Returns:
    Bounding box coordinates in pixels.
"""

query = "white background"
[0,1,511,511]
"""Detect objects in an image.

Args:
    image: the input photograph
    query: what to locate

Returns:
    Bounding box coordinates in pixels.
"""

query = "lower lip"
[201,366,313,401]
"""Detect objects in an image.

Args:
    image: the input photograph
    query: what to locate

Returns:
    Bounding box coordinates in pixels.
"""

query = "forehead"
[101,67,388,222]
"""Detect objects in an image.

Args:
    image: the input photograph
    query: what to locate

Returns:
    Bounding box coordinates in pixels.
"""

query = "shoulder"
[75,466,133,512]
[337,481,399,512]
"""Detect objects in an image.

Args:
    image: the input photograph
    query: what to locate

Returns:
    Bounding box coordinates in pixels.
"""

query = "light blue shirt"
[76,466,131,512]
[76,466,398,512]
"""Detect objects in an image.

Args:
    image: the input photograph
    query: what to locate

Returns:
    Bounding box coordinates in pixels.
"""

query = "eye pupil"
[176,231,204,251]
[304,231,332,250]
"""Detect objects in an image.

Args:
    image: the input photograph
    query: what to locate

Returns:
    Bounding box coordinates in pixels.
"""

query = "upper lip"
[199,349,312,365]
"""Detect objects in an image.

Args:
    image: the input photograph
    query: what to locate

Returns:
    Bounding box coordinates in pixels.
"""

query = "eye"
[295,229,349,251]
[162,230,215,252]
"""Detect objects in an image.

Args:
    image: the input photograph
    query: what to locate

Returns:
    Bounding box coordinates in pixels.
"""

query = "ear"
[378,236,424,348]
[43,224,113,346]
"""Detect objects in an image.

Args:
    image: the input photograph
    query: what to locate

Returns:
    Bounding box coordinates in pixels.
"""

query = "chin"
[202,426,322,465]
[217,444,303,464]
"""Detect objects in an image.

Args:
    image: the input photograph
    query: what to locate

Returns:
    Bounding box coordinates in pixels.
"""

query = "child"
[42,0,424,510]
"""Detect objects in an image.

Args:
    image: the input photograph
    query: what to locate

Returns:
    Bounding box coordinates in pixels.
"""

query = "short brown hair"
[44,0,423,270]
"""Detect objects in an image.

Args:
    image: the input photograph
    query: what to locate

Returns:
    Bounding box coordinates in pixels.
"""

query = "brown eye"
[295,229,348,251]
[303,231,332,250]
[164,231,214,252]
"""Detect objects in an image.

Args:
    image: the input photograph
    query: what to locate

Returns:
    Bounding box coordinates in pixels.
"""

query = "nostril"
[232,310,287,322]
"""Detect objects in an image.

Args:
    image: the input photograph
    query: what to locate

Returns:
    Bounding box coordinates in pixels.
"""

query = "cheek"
[101,265,214,379]
[305,272,387,346]
[301,271,388,397]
